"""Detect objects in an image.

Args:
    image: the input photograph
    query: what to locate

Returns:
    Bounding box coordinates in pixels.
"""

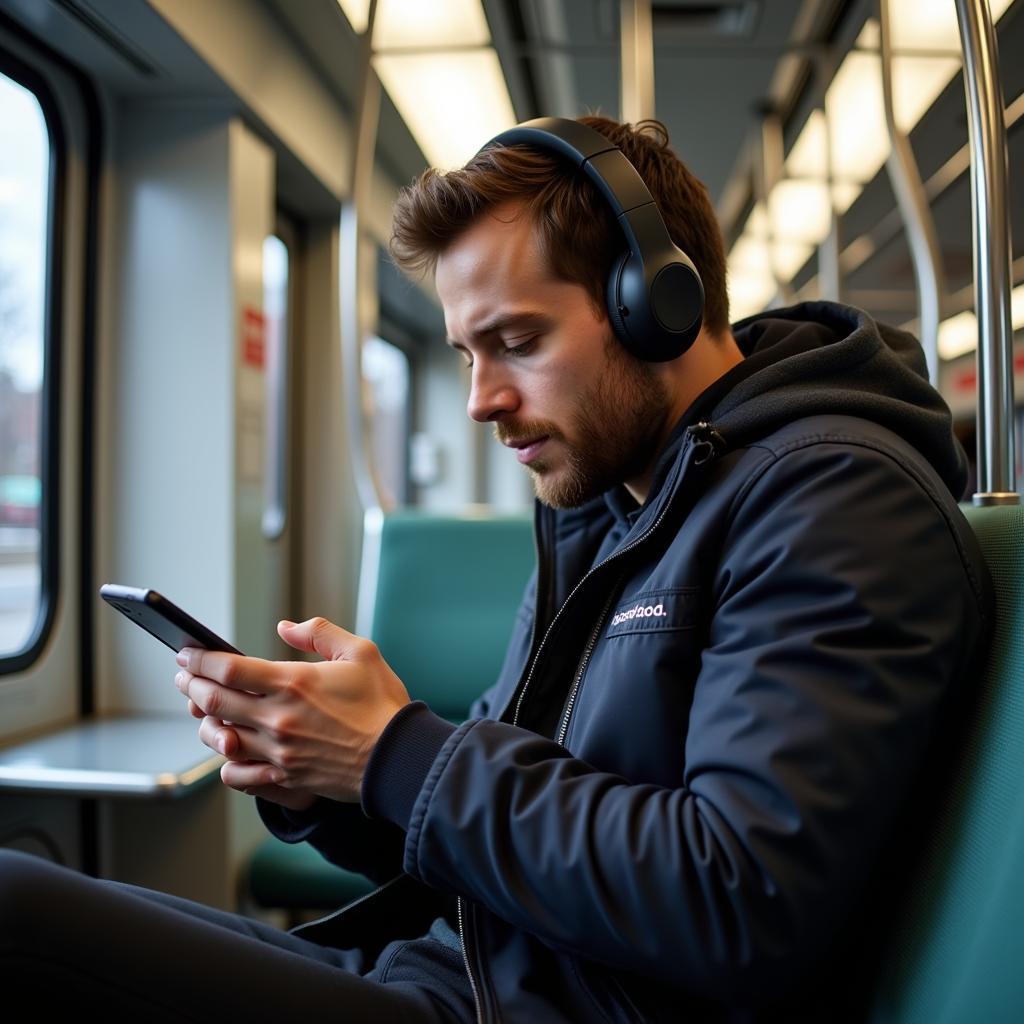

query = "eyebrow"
[446,310,553,349]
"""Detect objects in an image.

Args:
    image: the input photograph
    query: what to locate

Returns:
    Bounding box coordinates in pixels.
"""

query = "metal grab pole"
[754,111,795,306]
[341,0,385,514]
[954,0,1018,504]
[620,0,655,123]
[878,0,944,386]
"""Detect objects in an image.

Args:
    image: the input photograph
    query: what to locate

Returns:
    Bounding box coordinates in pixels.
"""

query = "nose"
[466,359,520,423]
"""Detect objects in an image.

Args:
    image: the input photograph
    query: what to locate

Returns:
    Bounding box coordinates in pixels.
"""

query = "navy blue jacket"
[260,302,993,1022]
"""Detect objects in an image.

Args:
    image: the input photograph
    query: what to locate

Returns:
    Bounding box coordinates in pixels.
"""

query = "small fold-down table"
[0,714,223,799]
[0,715,228,896]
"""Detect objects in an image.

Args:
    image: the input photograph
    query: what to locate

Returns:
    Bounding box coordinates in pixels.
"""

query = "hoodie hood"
[713,301,968,499]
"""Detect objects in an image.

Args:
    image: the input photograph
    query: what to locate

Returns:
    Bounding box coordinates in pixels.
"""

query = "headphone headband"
[487,119,669,254]
[480,117,705,361]
[490,120,652,213]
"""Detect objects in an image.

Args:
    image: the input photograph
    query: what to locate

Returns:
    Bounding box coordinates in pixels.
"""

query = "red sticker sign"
[242,306,266,369]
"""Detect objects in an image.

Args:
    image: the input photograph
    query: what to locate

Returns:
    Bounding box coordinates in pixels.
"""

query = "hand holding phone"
[99,584,322,811]
[100,584,242,655]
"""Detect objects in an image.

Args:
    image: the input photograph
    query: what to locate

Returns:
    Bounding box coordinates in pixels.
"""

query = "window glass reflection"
[363,336,410,508]
[0,69,49,659]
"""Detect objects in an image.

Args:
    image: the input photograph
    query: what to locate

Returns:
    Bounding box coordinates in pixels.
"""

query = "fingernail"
[175,650,189,667]
[279,620,296,629]
[216,733,227,754]
[174,671,185,691]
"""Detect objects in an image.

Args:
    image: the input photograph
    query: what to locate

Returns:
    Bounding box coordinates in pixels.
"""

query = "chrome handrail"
[755,111,797,306]
[340,0,385,515]
[620,0,655,123]
[955,0,1018,504]
[878,0,944,386]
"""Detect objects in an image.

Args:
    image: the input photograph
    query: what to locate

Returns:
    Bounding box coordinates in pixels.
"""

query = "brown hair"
[390,115,730,336]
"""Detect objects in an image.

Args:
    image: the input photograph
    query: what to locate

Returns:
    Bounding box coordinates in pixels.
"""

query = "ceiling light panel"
[888,0,1014,54]
[743,202,768,237]
[826,50,889,184]
[772,240,815,280]
[336,0,369,34]
[375,0,491,50]
[769,179,832,245]
[785,109,827,181]
[892,55,961,132]
[727,225,775,317]
[375,49,516,169]
[728,266,777,322]
[938,310,978,360]
[729,232,769,270]
[336,0,491,46]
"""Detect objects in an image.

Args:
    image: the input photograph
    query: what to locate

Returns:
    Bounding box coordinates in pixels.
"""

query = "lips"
[505,435,550,464]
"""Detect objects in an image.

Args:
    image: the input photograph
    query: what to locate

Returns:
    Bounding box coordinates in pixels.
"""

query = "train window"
[363,336,411,507]
[262,233,289,540]
[0,65,51,662]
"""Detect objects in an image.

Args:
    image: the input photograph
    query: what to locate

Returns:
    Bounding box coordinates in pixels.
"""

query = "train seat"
[869,504,1024,1022]
[243,509,535,922]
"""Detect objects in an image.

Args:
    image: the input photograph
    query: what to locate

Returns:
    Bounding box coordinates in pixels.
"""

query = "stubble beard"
[500,340,673,510]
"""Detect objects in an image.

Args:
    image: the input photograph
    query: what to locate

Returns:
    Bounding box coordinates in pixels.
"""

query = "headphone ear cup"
[607,246,704,362]
[606,250,636,353]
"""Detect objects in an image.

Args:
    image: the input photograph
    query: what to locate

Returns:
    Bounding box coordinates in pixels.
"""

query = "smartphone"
[100,584,243,655]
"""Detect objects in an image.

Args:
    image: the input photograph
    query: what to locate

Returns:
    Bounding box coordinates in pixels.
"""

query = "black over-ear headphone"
[482,117,704,362]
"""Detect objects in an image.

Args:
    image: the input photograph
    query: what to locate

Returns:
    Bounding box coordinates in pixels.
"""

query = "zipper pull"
[687,421,726,465]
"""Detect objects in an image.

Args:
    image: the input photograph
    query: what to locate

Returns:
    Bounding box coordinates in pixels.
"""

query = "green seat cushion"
[870,504,1024,1022]
[248,836,375,910]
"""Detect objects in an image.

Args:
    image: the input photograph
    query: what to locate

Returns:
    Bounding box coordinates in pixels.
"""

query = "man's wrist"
[361,701,457,829]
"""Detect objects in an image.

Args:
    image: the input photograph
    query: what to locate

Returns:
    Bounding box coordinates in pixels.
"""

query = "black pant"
[0,849,474,1021]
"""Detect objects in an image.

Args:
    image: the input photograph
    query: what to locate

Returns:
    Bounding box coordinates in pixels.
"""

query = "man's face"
[436,202,673,509]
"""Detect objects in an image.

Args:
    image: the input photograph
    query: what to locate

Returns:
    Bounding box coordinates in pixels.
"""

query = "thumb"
[277,616,359,661]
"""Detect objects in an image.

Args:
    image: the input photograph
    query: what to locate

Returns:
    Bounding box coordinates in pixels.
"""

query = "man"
[0,116,991,1022]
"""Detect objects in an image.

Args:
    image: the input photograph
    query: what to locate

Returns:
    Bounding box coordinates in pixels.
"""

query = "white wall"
[94,108,290,905]
[98,103,235,713]
[293,220,365,632]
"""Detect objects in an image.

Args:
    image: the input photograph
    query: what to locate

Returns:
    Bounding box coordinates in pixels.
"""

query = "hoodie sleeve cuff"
[361,700,457,830]
[256,795,328,843]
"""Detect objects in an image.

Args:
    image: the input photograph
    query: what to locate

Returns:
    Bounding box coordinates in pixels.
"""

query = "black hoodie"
[723,302,968,495]
[263,302,992,1024]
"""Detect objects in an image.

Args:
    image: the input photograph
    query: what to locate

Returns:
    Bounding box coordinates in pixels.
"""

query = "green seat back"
[363,510,535,721]
[870,504,1024,1022]
[247,509,536,914]
[248,832,375,910]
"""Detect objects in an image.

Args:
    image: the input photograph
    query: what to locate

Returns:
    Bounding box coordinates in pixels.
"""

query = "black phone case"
[100,584,243,655]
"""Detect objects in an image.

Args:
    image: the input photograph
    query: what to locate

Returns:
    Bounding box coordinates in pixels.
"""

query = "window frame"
[0,43,65,675]
[261,225,292,542]
[368,321,417,507]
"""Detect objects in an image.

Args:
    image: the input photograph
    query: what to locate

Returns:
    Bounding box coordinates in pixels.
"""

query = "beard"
[496,337,673,509]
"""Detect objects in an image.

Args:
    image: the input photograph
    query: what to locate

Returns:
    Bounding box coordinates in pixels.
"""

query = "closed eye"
[504,336,539,357]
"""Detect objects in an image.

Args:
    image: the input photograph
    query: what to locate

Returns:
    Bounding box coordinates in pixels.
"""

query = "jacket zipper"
[458,896,486,1024]
[513,422,722,731]
[477,422,723,1021]
[556,582,621,746]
